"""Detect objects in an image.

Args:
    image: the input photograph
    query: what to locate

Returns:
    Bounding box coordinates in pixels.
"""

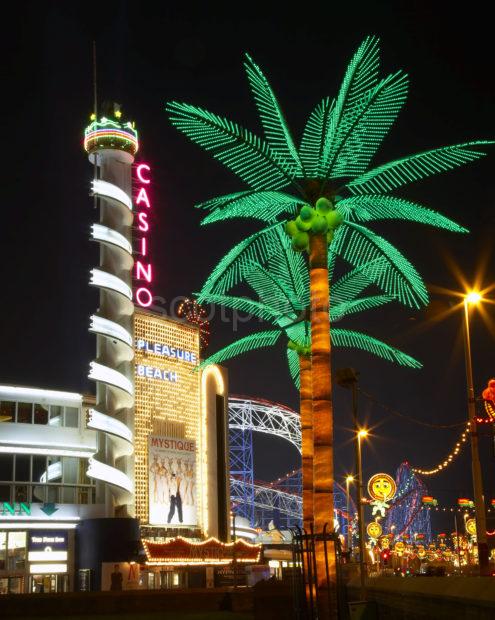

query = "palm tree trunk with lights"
[299,353,314,531]
[309,232,336,618]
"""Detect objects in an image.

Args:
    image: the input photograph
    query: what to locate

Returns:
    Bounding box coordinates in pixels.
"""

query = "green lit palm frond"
[265,231,309,306]
[244,53,303,175]
[300,97,335,177]
[197,223,284,302]
[337,195,468,232]
[347,141,494,194]
[286,347,301,390]
[321,35,381,174]
[326,71,409,179]
[330,258,390,305]
[331,223,428,308]
[285,320,311,348]
[166,102,297,191]
[199,329,282,368]
[197,292,283,325]
[199,190,301,225]
[331,328,422,368]
[331,294,392,322]
[244,261,303,318]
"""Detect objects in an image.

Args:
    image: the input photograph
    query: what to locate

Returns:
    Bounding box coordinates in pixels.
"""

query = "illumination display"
[29,563,68,574]
[91,179,133,211]
[136,365,178,382]
[367,473,396,517]
[90,269,133,301]
[84,117,139,156]
[91,224,133,255]
[89,315,133,348]
[133,309,201,526]
[134,161,154,307]
[142,536,261,565]
[88,361,134,396]
[367,521,382,539]
[136,339,197,364]
[148,435,197,527]
[0,385,81,404]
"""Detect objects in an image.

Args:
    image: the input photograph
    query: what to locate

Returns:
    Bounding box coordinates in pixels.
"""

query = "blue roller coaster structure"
[228,396,356,537]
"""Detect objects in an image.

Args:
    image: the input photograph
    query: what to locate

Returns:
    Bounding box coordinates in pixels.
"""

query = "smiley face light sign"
[367,473,396,517]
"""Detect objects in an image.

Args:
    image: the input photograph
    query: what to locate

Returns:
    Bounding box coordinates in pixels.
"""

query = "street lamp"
[231,511,238,588]
[335,367,367,600]
[345,475,354,553]
[357,428,368,587]
[462,291,489,575]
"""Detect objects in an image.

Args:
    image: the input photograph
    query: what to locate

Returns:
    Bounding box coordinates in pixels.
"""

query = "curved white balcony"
[91,179,132,211]
[90,268,132,301]
[87,409,133,458]
[89,315,133,348]
[87,457,133,497]
[89,315,134,363]
[91,224,133,266]
[88,362,134,409]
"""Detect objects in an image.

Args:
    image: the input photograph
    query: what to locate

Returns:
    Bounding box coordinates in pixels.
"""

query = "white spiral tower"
[84,105,137,516]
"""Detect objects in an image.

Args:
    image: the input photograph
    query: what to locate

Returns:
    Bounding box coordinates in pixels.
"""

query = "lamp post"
[335,368,367,600]
[462,292,489,575]
[356,428,368,597]
[345,475,354,553]
[231,511,238,588]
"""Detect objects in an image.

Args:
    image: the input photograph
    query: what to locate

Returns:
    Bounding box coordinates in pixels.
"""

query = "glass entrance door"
[30,574,68,593]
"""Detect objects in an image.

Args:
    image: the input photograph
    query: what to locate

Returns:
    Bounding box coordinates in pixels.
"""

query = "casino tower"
[83,104,137,517]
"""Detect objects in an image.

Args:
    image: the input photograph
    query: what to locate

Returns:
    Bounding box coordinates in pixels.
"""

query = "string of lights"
[412,421,471,476]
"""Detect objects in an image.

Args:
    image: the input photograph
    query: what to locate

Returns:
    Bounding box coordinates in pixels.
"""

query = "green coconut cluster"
[287,340,311,357]
[285,197,344,252]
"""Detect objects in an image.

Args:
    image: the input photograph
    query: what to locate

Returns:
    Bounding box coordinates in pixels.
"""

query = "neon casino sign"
[134,163,154,307]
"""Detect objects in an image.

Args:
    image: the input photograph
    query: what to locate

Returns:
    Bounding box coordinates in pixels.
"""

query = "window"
[61,487,75,504]
[14,486,28,503]
[16,403,32,424]
[0,532,6,570]
[63,457,78,484]
[32,456,47,483]
[46,457,62,483]
[64,407,79,428]
[33,403,49,425]
[49,405,62,427]
[7,532,26,570]
[32,456,47,502]
[0,455,13,481]
[0,486,10,502]
[0,401,15,423]
[14,455,30,482]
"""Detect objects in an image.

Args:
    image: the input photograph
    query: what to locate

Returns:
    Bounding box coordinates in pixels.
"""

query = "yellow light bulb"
[465,291,481,305]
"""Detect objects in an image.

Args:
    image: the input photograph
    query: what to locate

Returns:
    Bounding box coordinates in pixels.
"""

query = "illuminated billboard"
[134,308,201,526]
[148,435,197,527]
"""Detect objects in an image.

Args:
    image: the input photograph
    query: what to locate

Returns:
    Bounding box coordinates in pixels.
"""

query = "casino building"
[0,104,259,594]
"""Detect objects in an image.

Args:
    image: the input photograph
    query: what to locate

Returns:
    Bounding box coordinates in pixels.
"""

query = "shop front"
[141,536,261,589]
[0,528,72,594]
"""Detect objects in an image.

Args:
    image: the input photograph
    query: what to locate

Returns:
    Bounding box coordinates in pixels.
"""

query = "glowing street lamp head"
[358,429,368,439]
[465,291,482,305]
[346,475,355,483]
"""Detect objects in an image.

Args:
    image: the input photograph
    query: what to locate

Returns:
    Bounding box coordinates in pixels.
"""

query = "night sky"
[3,2,494,534]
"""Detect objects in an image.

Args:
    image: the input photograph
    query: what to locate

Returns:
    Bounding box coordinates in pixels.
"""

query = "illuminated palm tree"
[167,36,492,610]
[199,232,421,530]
